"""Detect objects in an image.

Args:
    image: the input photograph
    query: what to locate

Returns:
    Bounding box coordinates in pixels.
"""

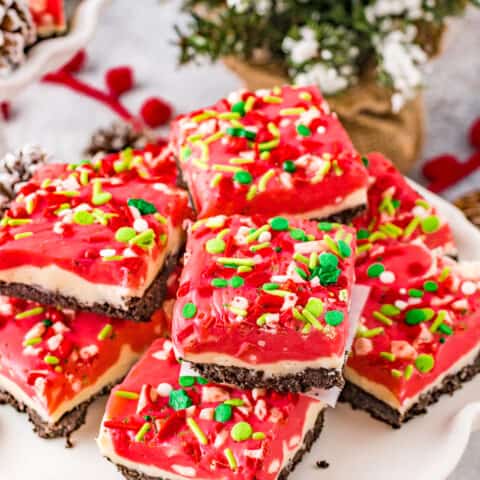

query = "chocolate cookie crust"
[113,409,325,480]
[0,380,118,440]
[190,361,344,393]
[0,254,179,322]
[340,351,480,428]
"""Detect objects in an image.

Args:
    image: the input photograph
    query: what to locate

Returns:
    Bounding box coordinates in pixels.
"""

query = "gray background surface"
[1,1,479,477]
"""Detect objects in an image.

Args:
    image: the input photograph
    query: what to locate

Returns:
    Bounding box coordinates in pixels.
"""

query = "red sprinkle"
[1,102,11,121]
[140,97,173,128]
[469,117,480,150]
[61,50,87,74]
[105,66,135,98]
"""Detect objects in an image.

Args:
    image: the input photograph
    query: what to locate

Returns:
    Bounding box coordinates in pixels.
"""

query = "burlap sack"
[223,56,424,174]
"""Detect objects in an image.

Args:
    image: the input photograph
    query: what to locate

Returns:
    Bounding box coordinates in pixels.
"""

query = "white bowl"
[0,0,110,101]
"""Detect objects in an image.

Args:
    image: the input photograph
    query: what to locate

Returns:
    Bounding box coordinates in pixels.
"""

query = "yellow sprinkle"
[299,91,312,101]
[135,422,151,442]
[217,228,230,240]
[229,157,254,165]
[204,131,224,144]
[430,310,447,333]
[258,169,275,192]
[192,159,209,170]
[415,199,430,210]
[218,112,241,120]
[246,185,257,201]
[403,217,420,239]
[25,198,35,215]
[41,179,51,189]
[14,232,33,240]
[260,151,271,160]
[187,133,203,143]
[263,95,282,104]
[212,164,242,173]
[244,96,256,112]
[280,107,306,116]
[369,231,387,243]
[357,243,373,254]
[192,111,217,123]
[15,307,44,319]
[267,122,280,137]
[311,159,331,184]
[154,213,168,224]
[224,448,237,471]
[210,173,223,188]
[373,311,393,326]
[186,418,208,445]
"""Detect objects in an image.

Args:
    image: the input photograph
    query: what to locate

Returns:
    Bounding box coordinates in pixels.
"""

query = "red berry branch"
[422,116,480,193]
[41,50,173,129]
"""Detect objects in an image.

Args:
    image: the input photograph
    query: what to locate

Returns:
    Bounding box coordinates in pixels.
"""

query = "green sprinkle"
[391,369,403,378]
[319,252,339,269]
[325,310,344,326]
[187,417,208,445]
[233,170,253,185]
[231,101,246,116]
[215,403,233,422]
[305,298,324,317]
[318,222,333,232]
[252,432,266,440]
[270,216,289,231]
[115,227,137,243]
[404,364,414,380]
[231,421,253,442]
[206,238,226,254]
[44,354,60,365]
[115,390,139,400]
[182,303,197,319]
[97,323,113,341]
[424,280,438,292]
[15,307,44,319]
[212,278,229,288]
[438,323,453,335]
[224,398,244,406]
[296,124,311,137]
[92,191,112,206]
[135,422,151,442]
[380,304,401,316]
[217,257,255,267]
[179,376,196,387]
[367,263,385,278]
[357,229,370,240]
[289,228,306,242]
[169,389,193,410]
[421,216,440,234]
[224,448,237,471]
[373,311,393,326]
[409,289,424,298]
[23,337,42,347]
[127,198,157,215]
[283,160,296,173]
[129,229,155,248]
[250,241,271,252]
[43,319,53,327]
[405,309,427,325]
[245,225,270,243]
[197,377,208,385]
[362,156,369,167]
[181,146,192,161]
[337,240,351,258]
[295,267,308,280]
[73,210,95,225]
[262,282,279,291]
[415,354,435,373]
[380,352,396,362]
[358,327,384,338]
[230,276,244,288]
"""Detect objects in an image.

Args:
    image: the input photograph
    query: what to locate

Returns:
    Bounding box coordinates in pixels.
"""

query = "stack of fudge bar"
[97,85,480,480]
[0,144,191,438]
[2,85,480,480]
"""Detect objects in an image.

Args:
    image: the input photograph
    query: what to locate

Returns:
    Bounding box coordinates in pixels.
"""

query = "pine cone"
[454,191,480,229]
[0,144,48,199]
[85,121,158,157]
[0,0,37,75]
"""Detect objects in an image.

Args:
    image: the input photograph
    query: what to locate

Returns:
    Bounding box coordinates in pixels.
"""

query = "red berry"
[1,102,11,121]
[61,50,87,73]
[105,66,135,97]
[140,97,173,128]
[469,117,480,150]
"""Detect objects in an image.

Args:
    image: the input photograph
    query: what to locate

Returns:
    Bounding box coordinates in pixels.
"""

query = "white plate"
[1,180,479,480]
[0,0,110,101]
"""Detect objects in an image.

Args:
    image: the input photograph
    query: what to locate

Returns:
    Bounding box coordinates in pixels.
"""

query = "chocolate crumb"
[316,460,330,469]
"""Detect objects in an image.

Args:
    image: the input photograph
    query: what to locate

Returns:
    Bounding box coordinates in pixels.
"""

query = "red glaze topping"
[0,296,168,416]
[172,215,356,366]
[353,152,456,258]
[0,146,191,288]
[28,0,66,35]
[102,338,322,480]
[170,85,368,218]
[349,242,480,406]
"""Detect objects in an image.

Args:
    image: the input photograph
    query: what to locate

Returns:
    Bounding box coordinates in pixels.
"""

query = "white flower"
[294,63,348,95]
[366,0,425,23]
[282,26,318,65]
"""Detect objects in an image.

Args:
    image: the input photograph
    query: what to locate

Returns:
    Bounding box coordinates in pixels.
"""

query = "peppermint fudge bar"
[0,295,169,439]
[342,242,480,427]
[98,338,326,480]
[0,146,190,322]
[170,84,368,221]
[353,152,456,258]
[173,214,356,392]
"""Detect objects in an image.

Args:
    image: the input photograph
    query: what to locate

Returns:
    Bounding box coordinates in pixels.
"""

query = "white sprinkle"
[268,459,281,474]
[100,248,116,258]
[379,271,395,284]
[171,465,196,477]
[395,300,408,310]
[133,218,149,232]
[461,281,477,296]
[156,383,173,397]
[258,231,272,243]
[79,344,99,360]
